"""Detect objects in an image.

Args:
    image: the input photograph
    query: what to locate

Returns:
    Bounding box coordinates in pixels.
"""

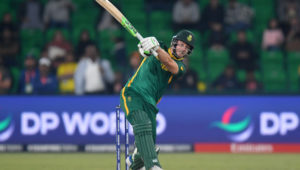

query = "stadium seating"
[20,29,44,63]
[261,51,284,66]
[98,29,123,60]
[10,67,20,94]
[261,57,287,92]
[0,0,299,94]
[286,52,300,92]
[206,49,230,82]
[72,25,97,45]
[229,30,255,44]
[189,47,206,81]
[46,28,71,42]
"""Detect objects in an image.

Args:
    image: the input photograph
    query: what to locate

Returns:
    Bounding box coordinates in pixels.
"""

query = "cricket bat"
[95,0,158,56]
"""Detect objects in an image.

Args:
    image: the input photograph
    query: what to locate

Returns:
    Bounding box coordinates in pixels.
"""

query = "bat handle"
[150,49,158,57]
[136,33,144,41]
[136,33,158,57]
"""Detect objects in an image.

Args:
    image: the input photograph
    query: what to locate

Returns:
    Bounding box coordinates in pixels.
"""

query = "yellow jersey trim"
[121,87,129,115]
[168,75,173,84]
[128,57,147,87]
[157,97,162,104]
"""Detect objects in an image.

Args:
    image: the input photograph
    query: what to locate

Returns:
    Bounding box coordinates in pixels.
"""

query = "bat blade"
[95,0,158,56]
[95,0,140,39]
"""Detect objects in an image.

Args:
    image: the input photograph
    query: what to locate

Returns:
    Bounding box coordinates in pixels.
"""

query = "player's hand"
[138,43,151,57]
[140,37,160,54]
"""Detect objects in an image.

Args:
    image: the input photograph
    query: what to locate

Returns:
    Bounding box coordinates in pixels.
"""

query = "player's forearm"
[156,48,178,74]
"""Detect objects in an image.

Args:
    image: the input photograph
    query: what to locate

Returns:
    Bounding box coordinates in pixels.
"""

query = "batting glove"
[140,37,160,53]
[138,43,151,57]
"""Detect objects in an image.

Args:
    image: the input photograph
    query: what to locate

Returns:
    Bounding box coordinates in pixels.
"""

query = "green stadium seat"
[190,47,203,62]
[261,62,284,75]
[124,34,139,56]
[189,48,207,81]
[262,68,287,92]
[98,29,123,59]
[206,49,230,64]
[251,0,274,7]
[237,69,246,82]
[134,23,148,37]
[21,47,41,60]
[73,0,99,10]
[286,58,300,92]
[150,11,172,33]
[156,29,174,46]
[72,14,88,26]
[254,23,268,42]
[286,64,299,92]
[21,29,44,44]
[192,63,207,82]
[261,51,284,65]
[21,30,44,61]
[0,3,10,14]
[124,11,148,35]
[189,30,202,48]
[205,49,230,82]
[287,52,300,64]
[71,12,97,30]
[10,67,20,94]
[198,0,209,9]
[252,0,275,25]
[287,64,299,82]
[123,0,144,11]
[289,81,299,92]
[125,11,146,22]
[207,63,227,83]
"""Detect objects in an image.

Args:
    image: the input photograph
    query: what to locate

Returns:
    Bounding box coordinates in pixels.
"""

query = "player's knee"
[129,110,153,135]
[130,110,150,122]
[133,122,152,135]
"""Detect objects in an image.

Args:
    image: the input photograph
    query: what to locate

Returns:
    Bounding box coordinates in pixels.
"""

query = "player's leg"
[127,110,161,170]
[149,111,157,144]
[128,104,160,170]
[120,92,145,169]
[120,91,161,169]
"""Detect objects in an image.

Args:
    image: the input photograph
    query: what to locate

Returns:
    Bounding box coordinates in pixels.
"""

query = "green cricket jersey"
[121,49,186,110]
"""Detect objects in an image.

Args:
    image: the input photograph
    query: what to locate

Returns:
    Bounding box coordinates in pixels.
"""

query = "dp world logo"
[0,116,14,142]
[211,106,254,142]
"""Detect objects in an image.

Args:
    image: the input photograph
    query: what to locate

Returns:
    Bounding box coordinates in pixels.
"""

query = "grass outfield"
[1,153,299,170]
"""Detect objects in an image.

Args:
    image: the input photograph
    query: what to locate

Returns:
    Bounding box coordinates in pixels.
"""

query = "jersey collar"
[168,48,184,61]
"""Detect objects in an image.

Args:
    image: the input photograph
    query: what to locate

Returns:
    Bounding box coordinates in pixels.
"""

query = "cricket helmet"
[171,30,195,58]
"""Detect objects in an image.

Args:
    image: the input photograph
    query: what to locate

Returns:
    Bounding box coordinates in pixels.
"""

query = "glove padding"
[140,37,160,54]
[138,43,151,57]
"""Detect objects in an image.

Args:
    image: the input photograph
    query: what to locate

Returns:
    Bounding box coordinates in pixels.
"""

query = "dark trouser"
[120,88,160,170]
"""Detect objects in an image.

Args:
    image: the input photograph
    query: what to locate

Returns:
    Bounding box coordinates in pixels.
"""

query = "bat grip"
[150,49,158,57]
[136,33,158,57]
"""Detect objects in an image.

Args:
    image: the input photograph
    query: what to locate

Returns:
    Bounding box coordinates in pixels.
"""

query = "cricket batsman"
[120,30,195,170]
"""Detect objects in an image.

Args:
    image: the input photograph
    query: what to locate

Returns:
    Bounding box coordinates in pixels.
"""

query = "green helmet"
[171,30,195,58]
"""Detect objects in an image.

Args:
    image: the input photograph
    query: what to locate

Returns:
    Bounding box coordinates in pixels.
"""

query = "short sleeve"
[175,61,186,77]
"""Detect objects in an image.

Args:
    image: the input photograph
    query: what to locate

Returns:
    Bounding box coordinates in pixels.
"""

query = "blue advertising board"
[0,96,299,144]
